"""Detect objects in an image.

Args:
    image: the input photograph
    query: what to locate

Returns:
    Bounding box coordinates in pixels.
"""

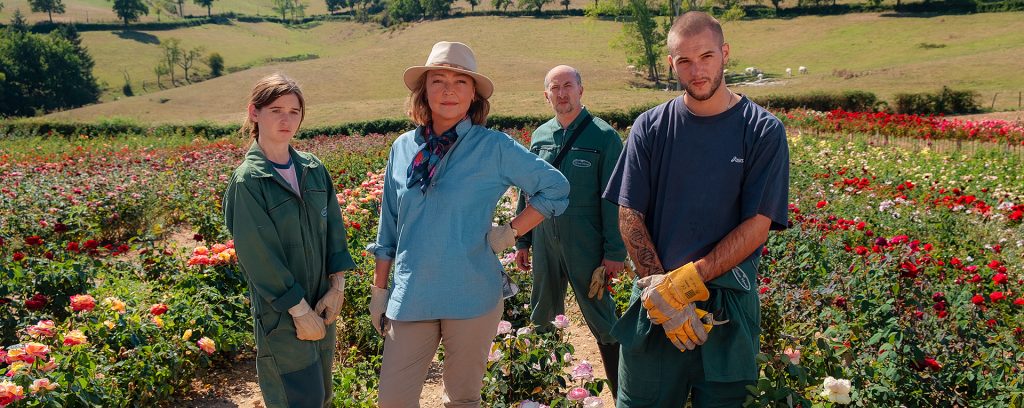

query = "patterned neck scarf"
[406,123,460,192]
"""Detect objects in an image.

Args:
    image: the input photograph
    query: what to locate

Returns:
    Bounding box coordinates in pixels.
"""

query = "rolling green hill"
[43,11,1024,125]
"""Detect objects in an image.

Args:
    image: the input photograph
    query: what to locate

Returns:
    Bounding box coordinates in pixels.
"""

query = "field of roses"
[1,109,1022,407]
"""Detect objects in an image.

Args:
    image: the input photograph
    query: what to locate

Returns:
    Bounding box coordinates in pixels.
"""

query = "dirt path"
[182,298,614,408]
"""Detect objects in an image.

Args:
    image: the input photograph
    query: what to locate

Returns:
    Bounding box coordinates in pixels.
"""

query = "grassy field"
[43,11,1024,125]
[0,0,333,24]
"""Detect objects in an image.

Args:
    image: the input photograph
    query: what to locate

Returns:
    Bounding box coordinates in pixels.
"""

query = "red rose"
[971,294,985,305]
[25,235,44,246]
[993,273,1008,285]
[25,293,48,310]
[923,357,942,371]
[937,310,948,319]
[1014,298,1024,306]
[990,292,1005,302]
[816,200,827,209]
[67,242,80,252]
[13,252,25,262]
[150,303,169,316]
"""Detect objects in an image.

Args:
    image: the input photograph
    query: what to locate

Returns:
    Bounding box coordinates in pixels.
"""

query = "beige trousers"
[378,301,503,408]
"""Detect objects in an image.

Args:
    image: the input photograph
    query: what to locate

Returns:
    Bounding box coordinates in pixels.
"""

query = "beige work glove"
[486,223,517,254]
[638,275,713,352]
[288,299,326,341]
[315,272,345,325]
[587,265,607,300]
[369,285,389,336]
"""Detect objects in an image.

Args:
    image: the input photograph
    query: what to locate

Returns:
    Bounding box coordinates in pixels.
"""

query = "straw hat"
[403,41,494,99]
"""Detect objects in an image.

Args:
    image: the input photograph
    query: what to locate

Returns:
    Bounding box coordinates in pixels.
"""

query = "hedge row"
[0,89,988,140]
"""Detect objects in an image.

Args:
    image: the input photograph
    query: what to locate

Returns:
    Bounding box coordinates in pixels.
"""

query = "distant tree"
[111,0,149,26]
[159,37,181,84]
[491,0,512,11]
[193,0,216,16]
[388,0,422,21]
[9,9,29,31]
[620,0,663,84]
[0,2,5,13]
[467,0,479,10]
[326,0,346,13]
[0,29,101,116]
[769,0,783,12]
[29,0,65,23]
[206,52,223,77]
[420,0,452,18]
[176,0,184,16]
[517,0,552,13]
[272,0,292,19]
[290,0,307,20]
[154,62,169,89]
[560,0,569,10]
[176,46,203,83]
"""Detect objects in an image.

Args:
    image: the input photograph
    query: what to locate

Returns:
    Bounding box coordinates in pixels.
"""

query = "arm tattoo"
[619,207,663,278]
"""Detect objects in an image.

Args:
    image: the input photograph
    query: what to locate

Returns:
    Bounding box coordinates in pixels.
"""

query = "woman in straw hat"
[366,41,570,407]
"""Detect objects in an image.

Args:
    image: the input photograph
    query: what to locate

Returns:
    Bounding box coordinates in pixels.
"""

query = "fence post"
[991,93,998,111]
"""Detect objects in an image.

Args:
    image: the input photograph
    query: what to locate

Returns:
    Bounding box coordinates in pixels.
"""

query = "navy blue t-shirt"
[602,95,789,270]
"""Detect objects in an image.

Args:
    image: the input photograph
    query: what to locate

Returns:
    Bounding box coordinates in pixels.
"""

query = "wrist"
[508,221,520,238]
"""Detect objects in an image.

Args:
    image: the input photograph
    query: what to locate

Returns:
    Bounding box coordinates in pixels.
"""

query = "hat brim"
[403,65,494,99]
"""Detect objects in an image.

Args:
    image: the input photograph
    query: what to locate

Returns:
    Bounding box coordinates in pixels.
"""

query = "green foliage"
[752,90,881,112]
[620,0,665,83]
[28,0,66,23]
[893,87,981,115]
[387,0,423,22]
[110,0,150,26]
[206,52,224,77]
[420,0,453,18]
[193,0,217,17]
[0,28,101,117]
[517,0,552,13]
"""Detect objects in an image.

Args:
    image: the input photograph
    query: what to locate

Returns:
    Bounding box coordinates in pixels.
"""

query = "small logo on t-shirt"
[572,159,592,168]
[732,266,751,291]
[321,207,328,217]
[730,156,744,164]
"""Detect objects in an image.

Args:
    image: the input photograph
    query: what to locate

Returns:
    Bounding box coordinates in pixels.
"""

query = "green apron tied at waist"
[612,258,761,382]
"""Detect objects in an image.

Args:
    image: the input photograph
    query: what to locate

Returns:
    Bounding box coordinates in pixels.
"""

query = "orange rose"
[63,330,88,346]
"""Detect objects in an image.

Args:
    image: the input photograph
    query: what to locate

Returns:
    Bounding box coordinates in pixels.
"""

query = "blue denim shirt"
[369,118,570,321]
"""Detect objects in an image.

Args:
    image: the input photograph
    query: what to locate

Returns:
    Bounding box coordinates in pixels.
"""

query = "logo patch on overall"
[732,266,751,291]
[572,159,592,168]
[730,156,744,164]
[321,207,328,217]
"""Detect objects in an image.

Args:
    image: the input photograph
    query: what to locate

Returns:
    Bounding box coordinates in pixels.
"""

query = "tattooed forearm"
[619,207,663,278]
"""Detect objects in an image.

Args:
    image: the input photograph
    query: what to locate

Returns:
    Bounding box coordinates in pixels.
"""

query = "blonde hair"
[241,73,306,140]
[405,72,490,127]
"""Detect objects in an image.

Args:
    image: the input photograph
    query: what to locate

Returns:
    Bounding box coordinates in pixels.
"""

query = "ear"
[722,43,731,65]
[247,104,258,122]
[666,54,675,72]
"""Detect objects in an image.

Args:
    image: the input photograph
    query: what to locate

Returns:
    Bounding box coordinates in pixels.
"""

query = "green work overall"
[516,108,626,344]
[224,142,357,408]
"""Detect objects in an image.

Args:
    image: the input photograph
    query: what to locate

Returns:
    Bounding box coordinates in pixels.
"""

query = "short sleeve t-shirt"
[602,95,789,271]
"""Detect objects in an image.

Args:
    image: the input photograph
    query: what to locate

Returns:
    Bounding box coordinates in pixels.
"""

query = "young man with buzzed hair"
[603,11,790,407]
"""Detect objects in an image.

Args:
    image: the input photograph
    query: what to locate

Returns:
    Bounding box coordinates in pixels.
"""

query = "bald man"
[515,65,626,398]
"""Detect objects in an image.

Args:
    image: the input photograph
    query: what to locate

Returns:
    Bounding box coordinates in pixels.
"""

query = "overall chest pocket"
[564,148,601,205]
[303,188,330,233]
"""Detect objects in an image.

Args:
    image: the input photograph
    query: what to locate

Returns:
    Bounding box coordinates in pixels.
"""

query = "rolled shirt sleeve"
[498,135,569,218]
[368,145,400,260]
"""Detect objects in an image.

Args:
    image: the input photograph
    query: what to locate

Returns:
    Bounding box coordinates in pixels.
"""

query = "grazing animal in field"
[785,68,792,76]
[798,66,808,74]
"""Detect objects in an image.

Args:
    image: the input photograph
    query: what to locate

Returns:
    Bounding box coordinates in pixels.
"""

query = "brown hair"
[405,71,490,127]
[667,11,725,52]
[241,73,306,140]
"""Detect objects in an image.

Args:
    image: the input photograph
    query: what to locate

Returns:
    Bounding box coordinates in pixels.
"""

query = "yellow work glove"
[587,266,606,300]
[288,299,326,341]
[655,262,710,309]
[638,274,716,352]
[315,272,345,325]
[369,285,389,336]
